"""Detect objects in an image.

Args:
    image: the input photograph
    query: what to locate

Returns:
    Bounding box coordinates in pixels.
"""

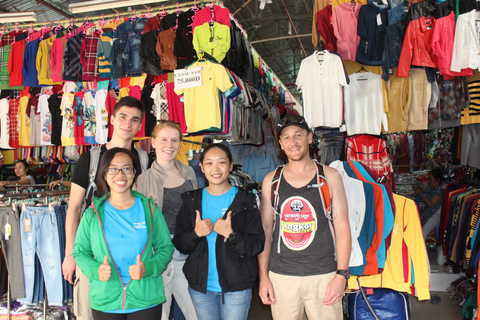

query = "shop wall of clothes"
[302,0,480,171]
[0,2,295,165]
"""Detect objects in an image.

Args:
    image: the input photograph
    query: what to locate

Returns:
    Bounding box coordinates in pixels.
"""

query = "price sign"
[174,67,202,90]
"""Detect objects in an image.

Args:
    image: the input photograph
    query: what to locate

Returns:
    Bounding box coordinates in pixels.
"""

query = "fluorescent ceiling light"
[0,11,37,23]
[69,0,168,14]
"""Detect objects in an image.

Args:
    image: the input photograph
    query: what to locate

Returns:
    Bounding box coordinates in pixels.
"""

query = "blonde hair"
[151,121,182,139]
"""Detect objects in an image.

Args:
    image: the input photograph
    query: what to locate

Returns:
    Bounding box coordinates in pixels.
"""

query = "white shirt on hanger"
[344,72,388,135]
[0,98,12,149]
[296,51,348,128]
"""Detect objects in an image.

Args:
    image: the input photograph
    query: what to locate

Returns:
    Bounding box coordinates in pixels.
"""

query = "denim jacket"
[382,21,405,80]
[123,32,143,77]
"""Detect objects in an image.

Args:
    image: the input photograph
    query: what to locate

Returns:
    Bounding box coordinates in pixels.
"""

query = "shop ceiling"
[0,0,315,97]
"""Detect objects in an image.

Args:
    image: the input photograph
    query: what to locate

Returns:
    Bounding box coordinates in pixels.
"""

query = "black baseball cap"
[277,114,310,136]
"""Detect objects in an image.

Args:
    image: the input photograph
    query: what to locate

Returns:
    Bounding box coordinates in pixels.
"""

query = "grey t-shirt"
[162,180,194,234]
[269,175,336,276]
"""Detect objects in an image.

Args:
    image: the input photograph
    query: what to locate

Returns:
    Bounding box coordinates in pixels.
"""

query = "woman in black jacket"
[173,143,265,320]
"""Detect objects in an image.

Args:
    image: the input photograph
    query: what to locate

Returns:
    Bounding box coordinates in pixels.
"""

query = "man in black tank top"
[257,115,351,320]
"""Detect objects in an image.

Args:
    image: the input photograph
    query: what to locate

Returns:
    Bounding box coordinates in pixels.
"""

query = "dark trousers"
[92,304,162,320]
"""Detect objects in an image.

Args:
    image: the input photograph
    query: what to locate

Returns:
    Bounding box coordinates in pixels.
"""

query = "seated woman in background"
[413,169,443,240]
[0,160,36,188]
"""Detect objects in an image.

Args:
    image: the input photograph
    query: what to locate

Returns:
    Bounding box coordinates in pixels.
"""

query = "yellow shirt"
[175,136,204,165]
[18,96,31,147]
[174,61,233,133]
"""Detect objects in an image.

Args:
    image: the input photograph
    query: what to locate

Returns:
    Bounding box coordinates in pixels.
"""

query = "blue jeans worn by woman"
[188,287,252,320]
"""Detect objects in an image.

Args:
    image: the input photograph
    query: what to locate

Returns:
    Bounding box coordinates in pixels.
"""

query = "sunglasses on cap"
[277,114,310,136]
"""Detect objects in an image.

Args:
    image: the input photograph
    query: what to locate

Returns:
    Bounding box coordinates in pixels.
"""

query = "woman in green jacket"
[73,147,174,320]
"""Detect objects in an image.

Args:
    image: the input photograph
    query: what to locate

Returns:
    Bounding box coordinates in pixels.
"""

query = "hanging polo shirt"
[174,60,233,133]
[296,51,348,129]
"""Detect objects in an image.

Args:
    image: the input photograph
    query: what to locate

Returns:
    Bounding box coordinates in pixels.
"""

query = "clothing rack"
[2,0,218,30]
[1,191,69,320]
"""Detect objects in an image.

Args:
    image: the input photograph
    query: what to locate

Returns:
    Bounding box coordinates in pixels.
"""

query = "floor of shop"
[246,290,464,320]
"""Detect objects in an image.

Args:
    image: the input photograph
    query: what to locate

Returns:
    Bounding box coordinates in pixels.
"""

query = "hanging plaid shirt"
[0,45,9,88]
[80,32,100,81]
[8,97,20,149]
[0,30,24,46]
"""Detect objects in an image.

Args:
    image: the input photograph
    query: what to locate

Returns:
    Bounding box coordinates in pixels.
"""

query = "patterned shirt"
[80,32,100,81]
[63,33,84,82]
[8,98,20,148]
[420,186,443,226]
[345,135,392,183]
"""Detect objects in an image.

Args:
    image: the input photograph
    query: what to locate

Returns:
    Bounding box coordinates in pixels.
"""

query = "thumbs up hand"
[129,255,145,280]
[214,211,233,239]
[194,210,214,237]
[98,255,111,282]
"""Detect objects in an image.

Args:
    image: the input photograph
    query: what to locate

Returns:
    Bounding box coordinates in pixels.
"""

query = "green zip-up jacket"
[73,190,174,312]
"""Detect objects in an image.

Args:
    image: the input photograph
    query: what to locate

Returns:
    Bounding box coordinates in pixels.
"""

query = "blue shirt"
[202,186,238,292]
[104,196,148,313]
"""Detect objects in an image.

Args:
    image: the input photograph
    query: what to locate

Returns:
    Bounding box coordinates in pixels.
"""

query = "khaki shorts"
[269,271,342,320]
[73,266,93,320]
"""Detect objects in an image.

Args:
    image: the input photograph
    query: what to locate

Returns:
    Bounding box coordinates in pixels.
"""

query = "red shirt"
[8,40,26,87]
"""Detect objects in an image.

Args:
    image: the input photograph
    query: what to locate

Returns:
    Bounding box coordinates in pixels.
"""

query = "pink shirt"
[432,12,473,77]
[51,36,68,83]
[192,5,231,30]
[332,2,361,61]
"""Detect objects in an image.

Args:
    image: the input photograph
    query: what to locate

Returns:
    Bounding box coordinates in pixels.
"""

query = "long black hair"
[95,148,140,198]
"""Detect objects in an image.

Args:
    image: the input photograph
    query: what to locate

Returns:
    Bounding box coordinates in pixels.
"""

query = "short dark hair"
[95,148,140,198]
[113,97,145,120]
[199,143,233,165]
[429,169,443,182]
[15,160,29,171]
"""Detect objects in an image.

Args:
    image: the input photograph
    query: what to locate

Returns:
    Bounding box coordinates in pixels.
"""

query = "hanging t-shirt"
[83,91,97,145]
[151,82,169,121]
[8,98,20,149]
[201,186,238,292]
[0,99,12,149]
[95,88,108,144]
[344,72,388,135]
[166,82,188,134]
[48,93,63,146]
[38,94,53,146]
[174,60,233,133]
[73,91,86,145]
[18,94,31,147]
[60,92,75,146]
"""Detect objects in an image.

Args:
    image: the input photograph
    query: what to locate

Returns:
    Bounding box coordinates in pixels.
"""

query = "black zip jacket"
[172,187,265,294]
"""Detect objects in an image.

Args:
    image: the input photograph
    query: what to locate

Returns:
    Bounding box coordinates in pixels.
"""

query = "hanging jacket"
[156,28,176,71]
[223,20,249,79]
[123,32,143,77]
[316,5,337,52]
[73,191,174,312]
[174,10,197,69]
[396,16,436,77]
[381,21,405,80]
[192,22,231,64]
[23,38,42,87]
[356,4,389,66]
[172,187,265,294]
[451,10,480,73]
[140,30,162,75]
